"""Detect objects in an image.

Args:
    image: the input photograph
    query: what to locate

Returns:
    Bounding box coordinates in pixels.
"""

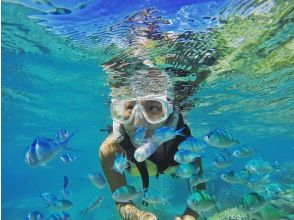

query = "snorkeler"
[99,93,205,220]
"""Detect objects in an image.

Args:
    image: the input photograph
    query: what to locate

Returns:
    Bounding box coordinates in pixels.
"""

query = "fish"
[112,185,140,202]
[59,153,78,163]
[258,204,294,220]
[153,126,185,144]
[239,192,266,213]
[134,140,160,162]
[47,212,70,220]
[61,176,71,197]
[24,130,76,166]
[233,146,258,158]
[246,174,270,190]
[48,199,73,211]
[174,150,200,164]
[80,195,104,215]
[113,153,129,174]
[25,211,44,220]
[40,192,58,204]
[203,129,239,148]
[55,130,71,142]
[175,162,200,179]
[142,190,170,207]
[245,158,279,175]
[220,170,249,184]
[212,149,234,168]
[88,172,106,189]
[189,172,213,189]
[187,190,216,212]
[178,136,207,153]
[133,126,147,145]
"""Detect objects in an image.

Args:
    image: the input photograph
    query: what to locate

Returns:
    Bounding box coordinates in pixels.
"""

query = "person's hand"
[174,214,196,220]
[118,203,157,220]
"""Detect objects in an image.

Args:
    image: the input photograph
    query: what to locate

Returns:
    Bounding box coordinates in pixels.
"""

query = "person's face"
[122,100,166,137]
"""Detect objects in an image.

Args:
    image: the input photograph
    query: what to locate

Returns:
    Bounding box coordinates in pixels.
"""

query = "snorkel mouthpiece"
[134,141,160,162]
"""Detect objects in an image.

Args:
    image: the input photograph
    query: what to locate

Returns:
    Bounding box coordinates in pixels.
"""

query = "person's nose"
[133,110,146,128]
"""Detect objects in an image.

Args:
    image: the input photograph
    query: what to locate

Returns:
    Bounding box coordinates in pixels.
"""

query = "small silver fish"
[174,150,200,164]
[59,153,78,163]
[153,126,185,144]
[113,153,129,175]
[80,195,104,215]
[220,170,249,184]
[187,190,216,212]
[239,192,266,213]
[246,174,270,190]
[40,192,57,203]
[49,199,73,211]
[142,190,170,206]
[245,158,279,175]
[212,150,233,168]
[112,185,140,202]
[203,129,239,148]
[175,162,200,179]
[25,131,75,166]
[233,146,257,158]
[47,212,70,220]
[55,130,70,142]
[25,211,44,220]
[189,173,213,189]
[178,136,207,152]
[88,172,106,189]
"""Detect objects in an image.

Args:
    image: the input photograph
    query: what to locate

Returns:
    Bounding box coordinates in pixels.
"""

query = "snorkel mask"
[111,95,174,125]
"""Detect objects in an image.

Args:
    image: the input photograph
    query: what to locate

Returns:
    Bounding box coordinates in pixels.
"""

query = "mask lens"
[141,100,166,122]
[111,100,136,123]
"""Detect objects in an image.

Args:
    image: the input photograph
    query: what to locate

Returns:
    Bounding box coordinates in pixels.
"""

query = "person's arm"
[174,157,205,220]
[99,134,157,220]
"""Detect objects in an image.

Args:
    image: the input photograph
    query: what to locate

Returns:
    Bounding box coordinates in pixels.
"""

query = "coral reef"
[208,207,248,220]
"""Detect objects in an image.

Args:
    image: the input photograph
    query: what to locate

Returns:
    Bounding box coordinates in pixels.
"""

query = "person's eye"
[148,106,161,112]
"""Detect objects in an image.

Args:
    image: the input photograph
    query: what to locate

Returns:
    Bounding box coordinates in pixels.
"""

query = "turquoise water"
[2,0,294,219]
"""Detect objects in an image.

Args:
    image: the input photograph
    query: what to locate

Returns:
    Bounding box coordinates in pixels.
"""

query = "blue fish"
[174,150,200,164]
[204,129,239,148]
[88,172,106,189]
[47,212,70,220]
[178,136,207,153]
[153,126,185,144]
[175,162,200,179]
[212,150,234,168]
[49,199,73,211]
[187,190,216,212]
[24,130,76,166]
[25,211,44,220]
[59,153,78,163]
[133,126,147,145]
[61,176,71,197]
[40,192,58,204]
[55,130,71,142]
[113,153,129,175]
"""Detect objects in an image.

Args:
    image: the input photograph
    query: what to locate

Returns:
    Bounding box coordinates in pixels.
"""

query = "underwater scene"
[1,0,294,219]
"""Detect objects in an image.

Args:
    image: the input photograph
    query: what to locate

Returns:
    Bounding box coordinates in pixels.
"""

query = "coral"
[208,207,248,220]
